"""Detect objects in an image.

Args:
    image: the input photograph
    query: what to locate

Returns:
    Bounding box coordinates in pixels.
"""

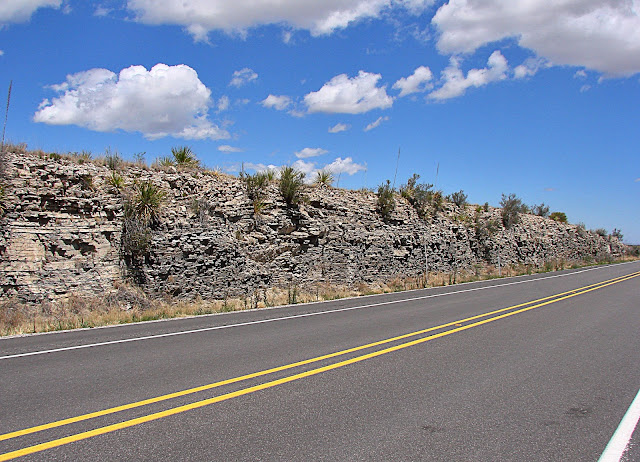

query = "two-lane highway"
[1,262,639,460]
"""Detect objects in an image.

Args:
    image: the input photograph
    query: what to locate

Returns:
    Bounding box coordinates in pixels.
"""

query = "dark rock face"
[0,151,627,303]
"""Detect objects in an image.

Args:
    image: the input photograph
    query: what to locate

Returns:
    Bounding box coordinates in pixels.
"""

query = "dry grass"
[2,256,637,337]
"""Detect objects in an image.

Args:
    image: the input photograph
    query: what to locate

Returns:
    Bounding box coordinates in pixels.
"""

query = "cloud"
[364,115,389,131]
[328,123,350,133]
[635,178,640,182]
[34,63,229,140]
[127,0,434,40]
[217,95,230,112]
[295,147,328,159]
[544,187,555,192]
[514,57,547,79]
[432,0,640,77]
[293,157,366,183]
[229,68,257,87]
[580,84,591,93]
[574,70,588,79]
[261,94,292,111]
[0,0,61,25]
[0,50,3,56]
[393,65,433,97]
[304,71,393,114]
[429,51,508,100]
[218,145,244,153]
[94,6,111,17]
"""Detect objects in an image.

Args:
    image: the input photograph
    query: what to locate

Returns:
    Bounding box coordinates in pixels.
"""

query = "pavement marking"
[2,263,637,361]
[599,387,640,462]
[1,271,638,461]
[3,275,619,443]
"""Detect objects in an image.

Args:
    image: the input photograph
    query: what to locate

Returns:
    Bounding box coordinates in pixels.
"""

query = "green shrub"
[611,228,623,241]
[279,166,305,206]
[399,174,434,218]
[594,228,607,237]
[377,180,395,221]
[531,203,550,217]
[550,212,567,223]
[449,190,468,208]
[500,193,526,229]
[105,148,122,170]
[483,202,490,212]
[243,172,269,200]
[125,181,166,224]
[107,171,124,190]
[171,146,199,167]
[315,169,334,186]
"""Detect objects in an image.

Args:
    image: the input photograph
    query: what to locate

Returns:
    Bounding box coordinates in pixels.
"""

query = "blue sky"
[1,0,639,243]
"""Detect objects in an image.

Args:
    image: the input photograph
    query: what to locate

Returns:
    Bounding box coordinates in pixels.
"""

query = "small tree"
[377,180,395,221]
[449,190,468,208]
[500,193,525,229]
[279,166,305,205]
[550,212,567,223]
[594,228,608,237]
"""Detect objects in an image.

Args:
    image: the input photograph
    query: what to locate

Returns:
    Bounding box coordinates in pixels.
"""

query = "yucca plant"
[279,166,305,206]
[171,146,199,167]
[107,171,124,190]
[314,169,334,186]
[126,181,166,224]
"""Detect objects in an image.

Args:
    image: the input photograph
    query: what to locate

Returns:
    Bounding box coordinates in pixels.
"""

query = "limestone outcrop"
[0,150,627,303]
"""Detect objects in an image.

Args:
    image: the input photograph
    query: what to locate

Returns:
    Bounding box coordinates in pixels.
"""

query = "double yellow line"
[1,270,639,461]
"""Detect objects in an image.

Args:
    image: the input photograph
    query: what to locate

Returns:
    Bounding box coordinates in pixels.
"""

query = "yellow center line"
[0,270,638,447]
[0,271,638,461]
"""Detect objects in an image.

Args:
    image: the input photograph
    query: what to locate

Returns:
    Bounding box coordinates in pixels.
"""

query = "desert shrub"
[279,166,305,206]
[377,180,395,221]
[171,146,199,167]
[49,152,61,161]
[611,228,623,241]
[449,190,468,208]
[121,215,152,261]
[243,172,269,200]
[500,193,526,229]
[483,202,490,212]
[594,228,608,237]
[531,203,550,217]
[107,171,124,190]
[190,198,213,223]
[550,212,567,223]
[125,181,166,224]
[315,169,334,186]
[399,174,434,218]
[428,190,444,212]
[105,148,122,170]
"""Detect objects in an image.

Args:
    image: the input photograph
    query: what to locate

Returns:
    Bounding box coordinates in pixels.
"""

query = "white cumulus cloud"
[328,123,350,133]
[295,147,328,159]
[34,63,229,140]
[261,94,292,111]
[127,0,433,40]
[0,0,61,25]
[514,57,547,79]
[364,116,389,131]
[393,65,433,97]
[429,51,508,100]
[432,0,640,77]
[229,68,258,87]
[217,95,230,112]
[304,71,393,114]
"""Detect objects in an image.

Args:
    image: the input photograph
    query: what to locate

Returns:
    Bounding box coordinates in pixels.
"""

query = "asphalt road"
[1,261,639,461]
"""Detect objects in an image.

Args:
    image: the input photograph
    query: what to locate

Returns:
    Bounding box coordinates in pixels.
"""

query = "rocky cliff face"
[0,150,627,303]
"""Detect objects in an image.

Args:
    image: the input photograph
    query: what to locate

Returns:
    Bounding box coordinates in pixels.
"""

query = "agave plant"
[279,166,305,205]
[171,146,199,167]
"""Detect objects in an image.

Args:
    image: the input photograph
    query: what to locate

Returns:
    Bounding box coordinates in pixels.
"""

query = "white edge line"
[599,387,640,462]
[0,262,636,361]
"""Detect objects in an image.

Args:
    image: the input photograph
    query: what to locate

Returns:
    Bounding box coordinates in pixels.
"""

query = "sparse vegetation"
[449,190,468,208]
[0,183,5,216]
[531,203,550,217]
[279,166,305,206]
[594,228,608,237]
[550,211,568,223]
[242,171,270,216]
[399,174,437,218]
[171,146,199,168]
[500,193,526,229]
[315,169,334,186]
[611,228,623,241]
[105,148,122,170]
[377,180,395,221]
[125,180,166,225]
[190,198,213,223]
[107,171,124,190]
